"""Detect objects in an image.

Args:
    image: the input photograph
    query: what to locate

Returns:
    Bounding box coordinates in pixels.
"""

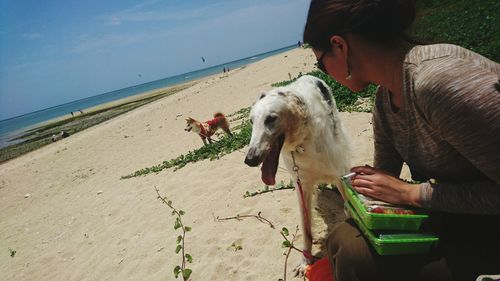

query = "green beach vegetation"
[412,0,499,62]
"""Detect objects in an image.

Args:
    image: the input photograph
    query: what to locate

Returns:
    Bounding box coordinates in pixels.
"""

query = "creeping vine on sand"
[243,180,295,198]
[279,226,301,281]
[214,211,275,228]
[155,187,193,280]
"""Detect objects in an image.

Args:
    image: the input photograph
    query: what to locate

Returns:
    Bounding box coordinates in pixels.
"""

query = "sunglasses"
[315,51,328,73]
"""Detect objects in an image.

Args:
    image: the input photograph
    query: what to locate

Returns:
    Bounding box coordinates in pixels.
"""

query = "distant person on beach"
[303,0,500,280]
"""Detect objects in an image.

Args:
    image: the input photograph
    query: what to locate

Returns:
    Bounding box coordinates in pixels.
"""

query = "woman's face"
[313,47,368,93]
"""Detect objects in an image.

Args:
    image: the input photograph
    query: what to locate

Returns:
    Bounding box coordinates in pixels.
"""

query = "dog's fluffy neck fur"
[281,86,350,183]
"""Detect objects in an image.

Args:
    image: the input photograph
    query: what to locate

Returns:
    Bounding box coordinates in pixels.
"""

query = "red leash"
[292,152,334,281]
[292,152,314,261]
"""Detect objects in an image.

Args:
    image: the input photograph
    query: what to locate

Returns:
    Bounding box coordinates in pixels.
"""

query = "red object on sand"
[305,257,335,281]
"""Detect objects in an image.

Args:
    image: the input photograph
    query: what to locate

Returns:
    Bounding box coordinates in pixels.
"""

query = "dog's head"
[244,86,307,185]
[184,117,197,132]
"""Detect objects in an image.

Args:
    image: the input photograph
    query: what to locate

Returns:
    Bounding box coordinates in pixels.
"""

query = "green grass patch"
[410,0,499,61]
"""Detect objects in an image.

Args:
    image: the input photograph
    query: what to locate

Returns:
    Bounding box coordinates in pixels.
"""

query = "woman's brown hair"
[303,0,417,51]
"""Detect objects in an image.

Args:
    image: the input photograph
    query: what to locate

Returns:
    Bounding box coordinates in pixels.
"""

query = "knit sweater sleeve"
[414,56,500,215]
[372,86,404,177]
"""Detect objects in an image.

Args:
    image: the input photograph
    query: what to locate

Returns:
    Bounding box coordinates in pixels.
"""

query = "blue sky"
[0,0,310,120]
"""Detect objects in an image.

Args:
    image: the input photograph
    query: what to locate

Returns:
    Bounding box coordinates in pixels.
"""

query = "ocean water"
[0,44,298,148]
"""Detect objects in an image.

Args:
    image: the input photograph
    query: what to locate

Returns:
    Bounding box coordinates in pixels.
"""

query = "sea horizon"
[0,44,298,148]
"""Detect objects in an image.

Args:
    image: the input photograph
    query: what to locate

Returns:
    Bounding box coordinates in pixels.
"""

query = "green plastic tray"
[345,202,439,255]
[341,178,429,231]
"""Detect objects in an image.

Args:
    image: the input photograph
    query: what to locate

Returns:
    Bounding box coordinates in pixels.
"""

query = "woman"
[303,0,500,280]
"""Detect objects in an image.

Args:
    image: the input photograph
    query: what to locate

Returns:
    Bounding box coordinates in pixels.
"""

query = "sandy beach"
[0,47,384,280]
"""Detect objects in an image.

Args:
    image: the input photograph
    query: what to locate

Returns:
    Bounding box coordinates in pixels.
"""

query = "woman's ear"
[329,35,349,58]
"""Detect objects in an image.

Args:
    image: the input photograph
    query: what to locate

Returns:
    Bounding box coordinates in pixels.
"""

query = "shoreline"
[0,45,298,143]
[1,81,197,143]
[23,65,239,131]
[0,81,198,163]
[0,68,243,163]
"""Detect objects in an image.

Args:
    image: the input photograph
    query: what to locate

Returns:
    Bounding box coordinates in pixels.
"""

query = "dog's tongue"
[261,134,285,185]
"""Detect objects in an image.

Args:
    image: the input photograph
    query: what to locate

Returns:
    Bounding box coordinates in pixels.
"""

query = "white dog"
[244,75,351,275]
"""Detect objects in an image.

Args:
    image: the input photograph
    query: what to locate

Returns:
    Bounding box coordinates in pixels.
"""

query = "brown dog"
[184,112,233,145]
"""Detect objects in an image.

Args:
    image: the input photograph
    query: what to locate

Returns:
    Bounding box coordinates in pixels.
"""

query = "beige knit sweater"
[373,44,500,215]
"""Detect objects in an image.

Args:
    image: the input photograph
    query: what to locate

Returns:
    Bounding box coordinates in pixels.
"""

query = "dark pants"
[327,214,500,281]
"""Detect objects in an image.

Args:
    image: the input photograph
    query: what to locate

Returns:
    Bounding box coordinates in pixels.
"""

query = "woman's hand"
[350,165,422,207]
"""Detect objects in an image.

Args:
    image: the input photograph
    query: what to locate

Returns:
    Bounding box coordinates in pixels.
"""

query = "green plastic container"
[341,178,429,231]
[345,202,439,255]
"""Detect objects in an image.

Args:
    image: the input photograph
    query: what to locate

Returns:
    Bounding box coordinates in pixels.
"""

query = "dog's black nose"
[244,156,259,167]
[244,154,260,167]
[245,147,262,167]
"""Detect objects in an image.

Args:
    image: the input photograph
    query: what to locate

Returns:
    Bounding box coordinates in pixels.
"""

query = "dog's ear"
[283,91,303,105]
[288,94,307,119]
[315,80,333,106]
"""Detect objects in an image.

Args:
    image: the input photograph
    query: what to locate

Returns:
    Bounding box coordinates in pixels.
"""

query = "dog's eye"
[265,115,277,126]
